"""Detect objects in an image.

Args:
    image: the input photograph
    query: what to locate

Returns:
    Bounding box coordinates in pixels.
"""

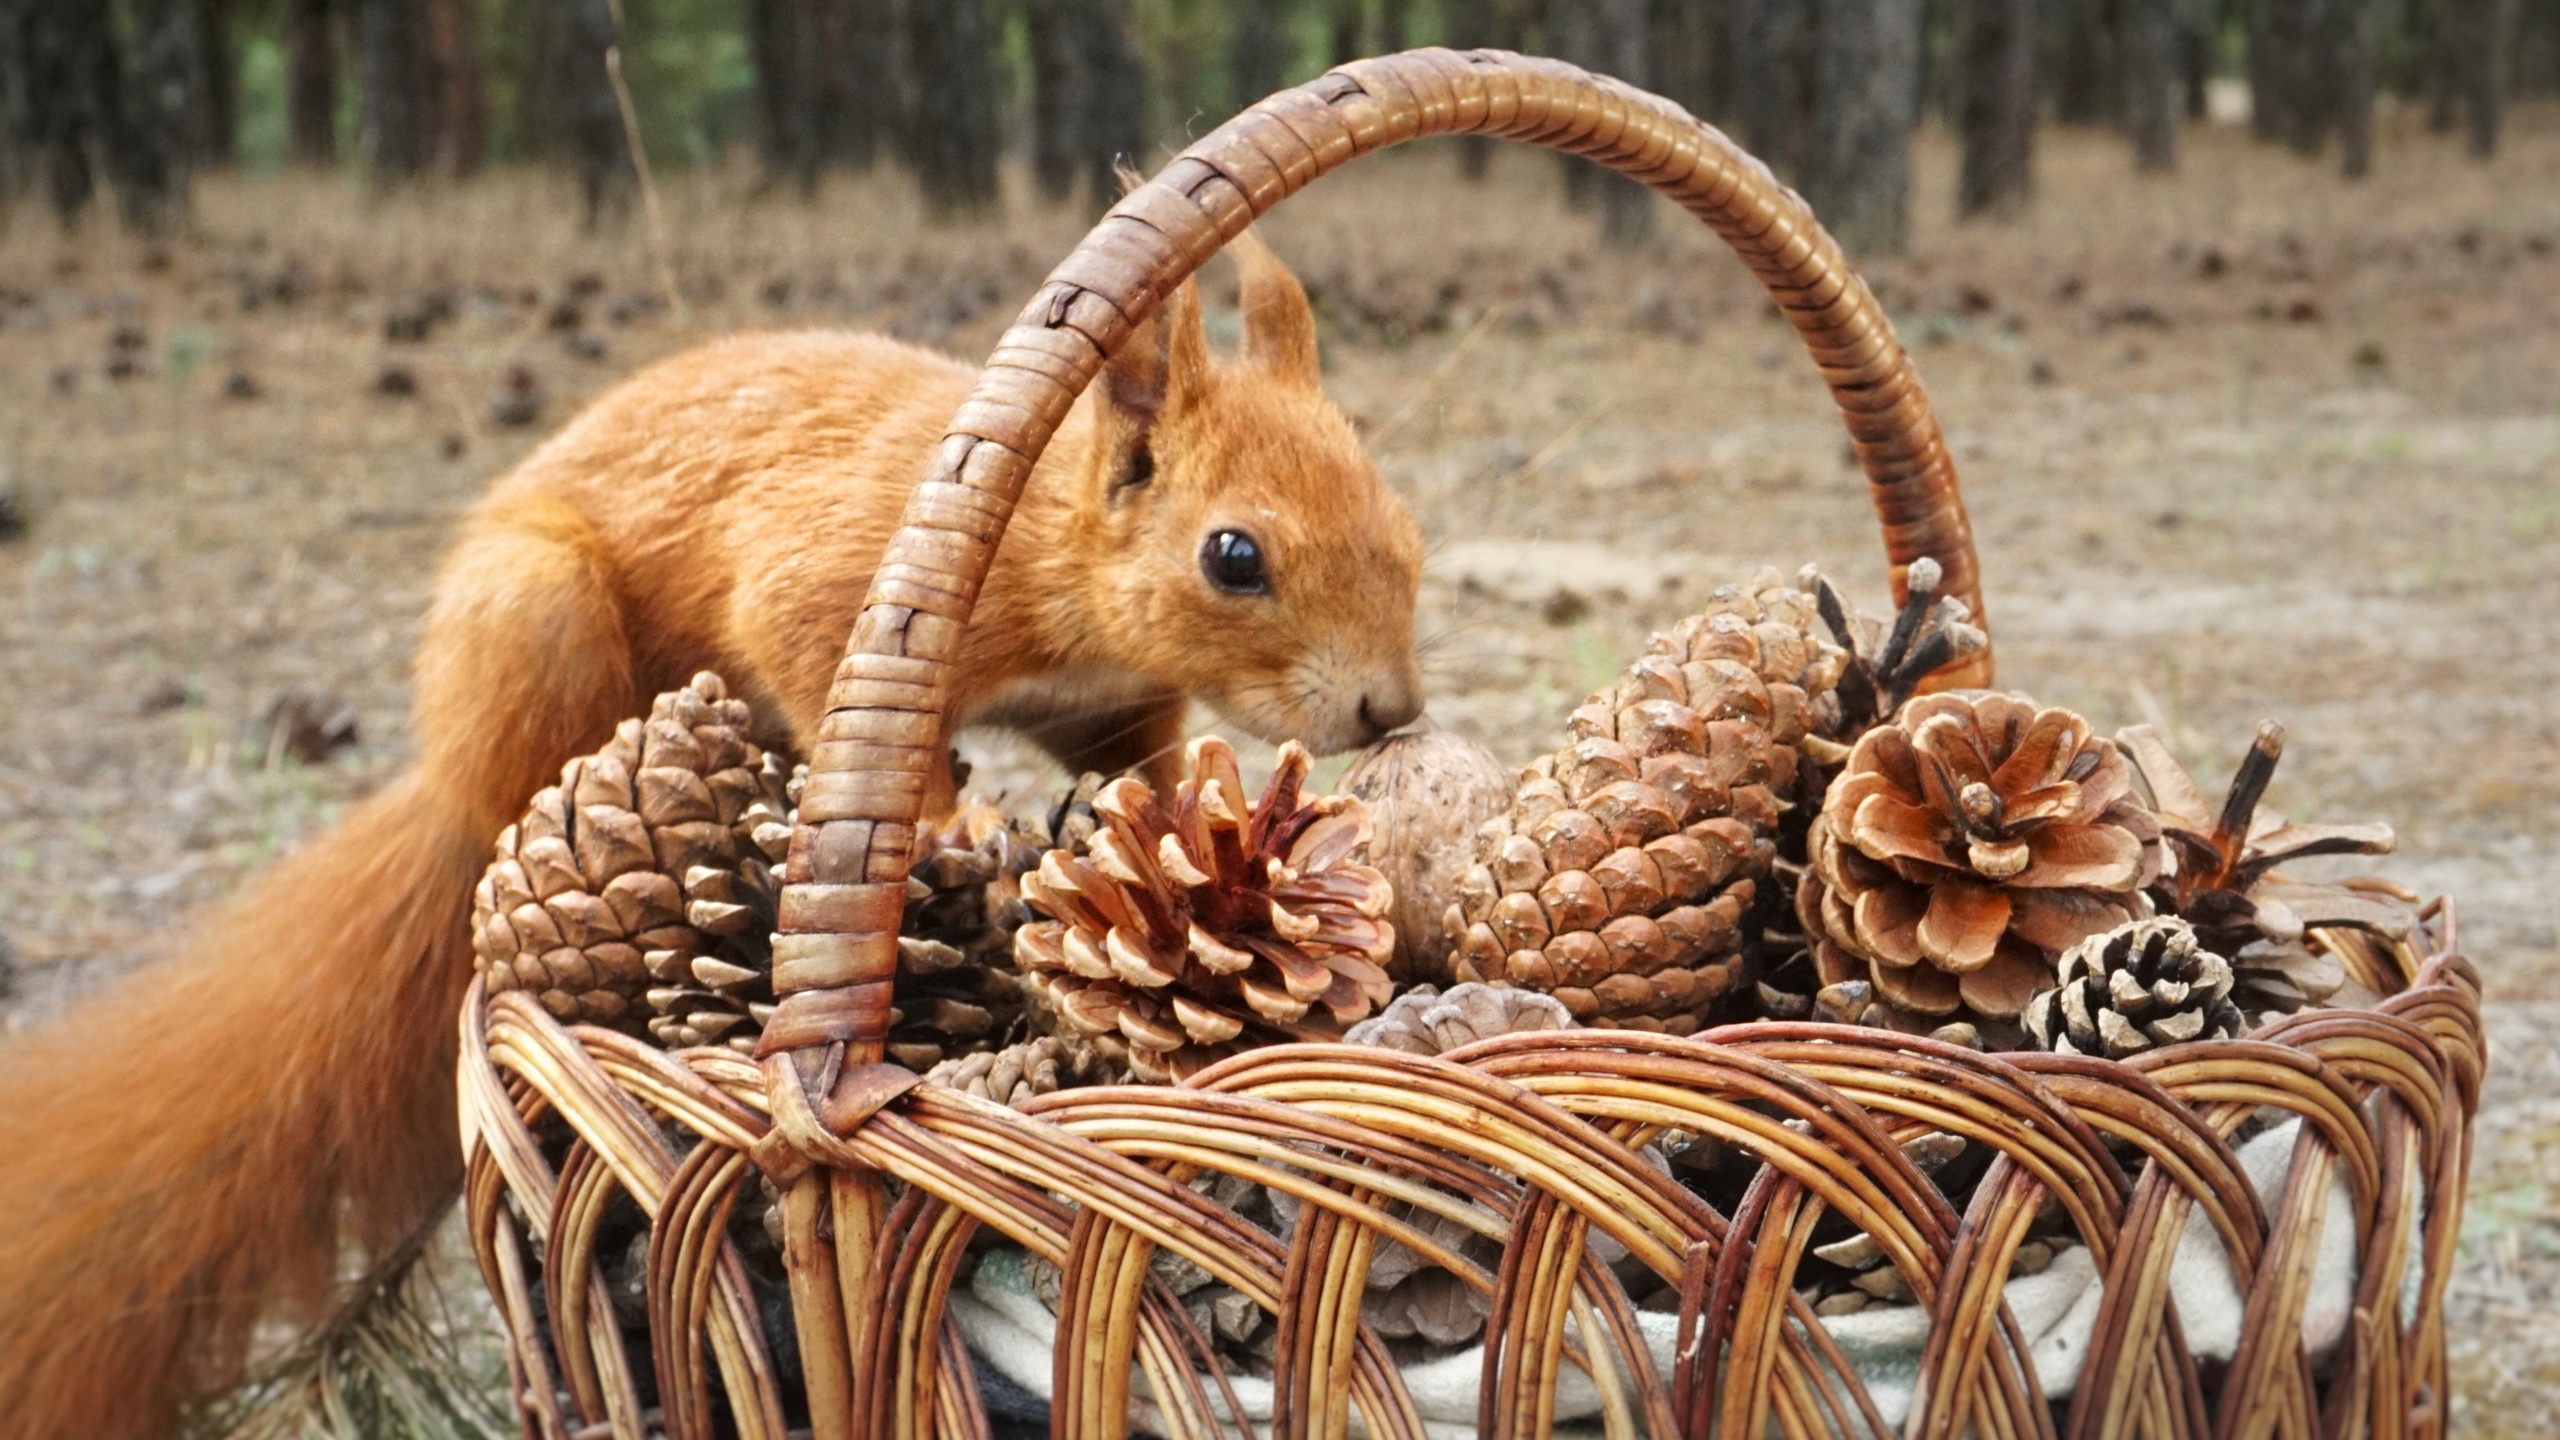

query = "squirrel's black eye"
[1200,529,1270,595]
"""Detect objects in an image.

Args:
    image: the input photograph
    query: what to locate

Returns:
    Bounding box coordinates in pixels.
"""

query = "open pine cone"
[1800,693,2163,1026]
[1013,737,1396,1082]
[2118,721,2413,1017]
[2023,917,2244,1059]
[472,673,787,1041]
[1730,560,1989,1022]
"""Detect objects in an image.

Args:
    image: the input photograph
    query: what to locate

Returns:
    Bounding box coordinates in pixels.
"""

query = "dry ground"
[3,103,2556,1430]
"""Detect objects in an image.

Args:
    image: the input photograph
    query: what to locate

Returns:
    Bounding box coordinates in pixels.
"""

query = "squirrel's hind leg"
[413,493,642,834]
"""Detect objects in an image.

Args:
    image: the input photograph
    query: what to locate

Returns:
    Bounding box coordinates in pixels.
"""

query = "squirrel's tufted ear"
[1232,229,1320,389]
[1102,276,1210,424]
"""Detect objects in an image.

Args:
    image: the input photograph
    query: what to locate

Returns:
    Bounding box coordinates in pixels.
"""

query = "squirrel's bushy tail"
[0,772,490,1440]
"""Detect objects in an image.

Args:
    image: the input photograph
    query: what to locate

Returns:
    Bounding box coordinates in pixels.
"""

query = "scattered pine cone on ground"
[2117,721,2413,1019]
[1798,693,2163,1032]
[1013,737,1397,1082]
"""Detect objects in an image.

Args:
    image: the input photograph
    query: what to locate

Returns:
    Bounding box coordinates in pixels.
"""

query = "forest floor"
[3,104,2557,1432]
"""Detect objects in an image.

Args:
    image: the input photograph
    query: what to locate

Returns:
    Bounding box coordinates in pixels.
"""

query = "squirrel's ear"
[1232,229,1320,389]
[1100,276,1209,427]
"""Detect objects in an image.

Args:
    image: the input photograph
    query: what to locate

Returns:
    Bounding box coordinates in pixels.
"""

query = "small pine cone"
[472,672,784,1042]
[1343,981,1576,1055]
[1013,737,1397,1083]
[1798,693,2163,1024]
[924,1035,1115,1108]
[1441,620,1790,1032]
[884,798,1046,1070]
[2118,722,2412,1020]
[2022,917,2244,1059]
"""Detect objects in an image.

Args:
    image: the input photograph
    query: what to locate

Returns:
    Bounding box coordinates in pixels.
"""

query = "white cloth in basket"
[948,1119,2400,1438]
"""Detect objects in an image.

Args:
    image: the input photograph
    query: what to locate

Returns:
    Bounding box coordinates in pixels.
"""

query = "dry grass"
[3,100,2557,1430]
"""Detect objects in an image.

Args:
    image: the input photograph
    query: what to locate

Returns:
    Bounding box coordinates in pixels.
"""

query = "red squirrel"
[0,235,1424,1440]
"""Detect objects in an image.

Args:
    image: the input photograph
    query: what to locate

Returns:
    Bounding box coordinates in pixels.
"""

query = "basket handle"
[760,48,1990,1143]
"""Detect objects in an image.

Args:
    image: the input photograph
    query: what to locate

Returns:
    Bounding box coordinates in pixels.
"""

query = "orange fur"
[0,243,1421,1440]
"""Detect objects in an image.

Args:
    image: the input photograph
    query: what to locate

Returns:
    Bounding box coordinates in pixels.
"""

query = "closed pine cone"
[882,797,1045,1069]
[1013,737,1396,1083]
[1343,981,1576,1055]
[1342,981,1572,1348]
[472,672,786,1040]
[1440,616,1798,1030]
[2023,917,2244,1059]
[1800,693,2163,1026]
[2117,721,2413,1018]
[924,1035,1114,1108]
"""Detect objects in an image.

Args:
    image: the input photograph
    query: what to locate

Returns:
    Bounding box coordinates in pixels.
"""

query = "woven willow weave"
[461,48,2487,1440]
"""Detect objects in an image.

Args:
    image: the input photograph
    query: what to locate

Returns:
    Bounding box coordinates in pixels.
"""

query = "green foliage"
[624,0,760,166]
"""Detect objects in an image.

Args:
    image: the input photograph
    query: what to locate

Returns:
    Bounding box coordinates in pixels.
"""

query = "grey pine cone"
[1342,981,1576,1055]
[923,1035,1115,1108]
[2022,917,2244,1060]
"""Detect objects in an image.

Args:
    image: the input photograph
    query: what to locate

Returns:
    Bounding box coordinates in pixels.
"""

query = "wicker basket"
[459,49,2486,1440]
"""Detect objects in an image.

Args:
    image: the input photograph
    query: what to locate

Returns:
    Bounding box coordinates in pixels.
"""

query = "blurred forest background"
[5,0,2560,253]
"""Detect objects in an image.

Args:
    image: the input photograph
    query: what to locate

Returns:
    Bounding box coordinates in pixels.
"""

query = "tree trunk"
[421,0,480,173]
[561,0,631,226]
[120,0,202,227]
[1328,0,1362,68]
[1807,0,1923,254]
[1031,0,1146,209]
[2334,0,2378,174]
[2122,0,2178,170]
[1377,0,1410,52]
[2049,0,2116,125]
[1550,0,1654,243]
[839,0,903,172]
[0,0,30,214]
[1650,0,1719,119]
[1447,0,1499,178]
[748,0,815,186]
[1956,0,2036,216]
[2445,0,2514,156]
[192,0,237,166]
[286,0,337,163]
[1730,0,1815,178]
[18,0,121,225]
[2246,0,2284,139]
[1232,0,1291,114]
[2178,0,2211,117]
[904,0,1000,216]
[354,0,430,179]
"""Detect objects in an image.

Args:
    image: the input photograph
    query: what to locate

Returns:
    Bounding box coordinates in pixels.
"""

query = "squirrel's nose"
[1357,687,1422,738]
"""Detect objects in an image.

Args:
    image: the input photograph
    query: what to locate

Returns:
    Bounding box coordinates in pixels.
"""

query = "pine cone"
[1799,693,2163,1025]
[472,672,785,1041]
[2118,722,2412,1018]
[1643,564,1985,1027]
[1441,586,1848,1030]
[923,1035,1115,1108]
[1342,981,1576,1054]
[2022,917,2244,1059]
[881,798,1048,1069]
[1013,737,1397,1083]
